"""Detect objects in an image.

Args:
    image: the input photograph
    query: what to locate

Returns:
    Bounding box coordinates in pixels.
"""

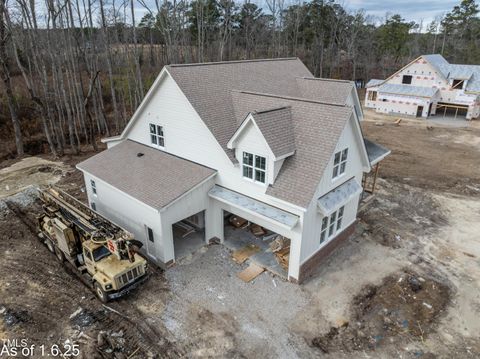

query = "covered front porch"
[207,185,301,281]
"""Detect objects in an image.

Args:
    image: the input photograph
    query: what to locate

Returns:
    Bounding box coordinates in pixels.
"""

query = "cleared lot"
[1,115,480,358]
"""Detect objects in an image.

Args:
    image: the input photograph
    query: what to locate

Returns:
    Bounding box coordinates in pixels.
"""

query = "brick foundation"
[292,221,357,284]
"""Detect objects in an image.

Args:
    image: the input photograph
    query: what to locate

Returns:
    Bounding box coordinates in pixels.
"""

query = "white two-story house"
[365,54,480,120]
[77,58,389,283]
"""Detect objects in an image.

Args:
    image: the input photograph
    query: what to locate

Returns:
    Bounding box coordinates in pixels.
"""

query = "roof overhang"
[101,135,122,144]
[317,177,362,216]
[208,185,299,230]
[100,67,170,144]
[364,139,391,166]
[77,140,217,210]
[227,112,292,162]
[227,113,255,150]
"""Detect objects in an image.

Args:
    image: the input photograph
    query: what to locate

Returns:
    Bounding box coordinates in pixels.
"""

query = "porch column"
[287,235,302,282]
[160,217,175,265]
[205,200,224,243]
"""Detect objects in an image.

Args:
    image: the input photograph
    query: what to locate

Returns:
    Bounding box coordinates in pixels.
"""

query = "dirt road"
[1,114,480,358]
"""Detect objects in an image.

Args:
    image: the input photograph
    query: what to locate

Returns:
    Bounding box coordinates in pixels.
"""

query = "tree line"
[0,0,479,158]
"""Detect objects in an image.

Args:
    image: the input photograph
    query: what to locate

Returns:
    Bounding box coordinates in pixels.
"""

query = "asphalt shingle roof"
[166,58,312,162]
[77,140,216,209]
[232,91,353,207]
[250,107,296,158]
[296,77,354,105]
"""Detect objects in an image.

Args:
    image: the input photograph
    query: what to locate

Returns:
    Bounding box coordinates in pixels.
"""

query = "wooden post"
[372,163,380,193]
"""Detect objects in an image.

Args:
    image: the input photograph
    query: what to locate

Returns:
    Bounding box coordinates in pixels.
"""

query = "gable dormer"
[227,107,295,186]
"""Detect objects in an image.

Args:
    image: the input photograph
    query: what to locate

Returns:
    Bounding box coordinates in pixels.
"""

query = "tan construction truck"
[37,187,148,302]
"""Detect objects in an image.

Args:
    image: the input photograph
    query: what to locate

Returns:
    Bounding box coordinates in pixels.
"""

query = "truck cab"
[82,241,147,302]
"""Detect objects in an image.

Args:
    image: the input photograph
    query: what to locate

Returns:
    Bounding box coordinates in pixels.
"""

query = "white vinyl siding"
[149,123,164,147]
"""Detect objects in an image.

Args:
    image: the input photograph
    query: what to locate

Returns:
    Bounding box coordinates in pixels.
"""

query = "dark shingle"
[250,107,296,158]
[296,77,354,105]
[232,91,353,208]
[166,58,312,162]
[77,140,216,209]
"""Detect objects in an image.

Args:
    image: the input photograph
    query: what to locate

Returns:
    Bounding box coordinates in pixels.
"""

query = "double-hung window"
[242,152,266,184]
[332,148,348,179]
[149,124,164,147]
[90,179,97,196]
[320,205,345,245]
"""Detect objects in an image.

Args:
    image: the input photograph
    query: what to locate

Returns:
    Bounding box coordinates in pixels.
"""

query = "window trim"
[149,123,165,148]
[319,205,345,247]
[332,148,348,180]
[242,151,267,185]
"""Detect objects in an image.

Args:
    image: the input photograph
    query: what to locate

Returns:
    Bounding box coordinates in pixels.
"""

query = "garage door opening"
[433,103,468,120]
[172,211,206,260]
[222,211,289,279]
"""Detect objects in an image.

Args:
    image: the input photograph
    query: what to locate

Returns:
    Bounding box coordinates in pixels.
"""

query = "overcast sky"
[128,0,462,31]
[343,0,459,26]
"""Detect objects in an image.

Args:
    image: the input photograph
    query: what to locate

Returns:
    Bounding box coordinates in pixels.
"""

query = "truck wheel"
[45,239,55,253]
[94,282,108,303]
[54,247,65,262]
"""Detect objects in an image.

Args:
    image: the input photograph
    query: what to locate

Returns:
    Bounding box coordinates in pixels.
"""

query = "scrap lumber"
[229,215,247,228]
[251,224,266,236]
[232,244,260,264]
[275,247,290,270]
[270,237,290,270]
[237,263,265,282]
[269,236,287,252]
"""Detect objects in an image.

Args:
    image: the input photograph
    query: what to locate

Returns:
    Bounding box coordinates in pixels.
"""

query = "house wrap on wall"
[76,58,389,283]
[365,54,480,120]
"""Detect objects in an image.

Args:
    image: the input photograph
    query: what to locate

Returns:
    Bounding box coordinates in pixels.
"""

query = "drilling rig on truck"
[36,187,148,302]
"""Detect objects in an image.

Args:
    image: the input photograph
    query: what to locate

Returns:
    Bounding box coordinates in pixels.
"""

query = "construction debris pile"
[311,270,451,354]
[269,236,290,270]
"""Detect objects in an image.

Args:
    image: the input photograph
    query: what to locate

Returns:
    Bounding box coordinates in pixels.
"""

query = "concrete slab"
[224,225,288,279]
[173,228,206,260]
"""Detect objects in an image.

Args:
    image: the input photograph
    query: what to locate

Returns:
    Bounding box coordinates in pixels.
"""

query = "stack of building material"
[275,247,290,270]
[250,224,266,236]
[269,236,290,270]
[229,215,247,228]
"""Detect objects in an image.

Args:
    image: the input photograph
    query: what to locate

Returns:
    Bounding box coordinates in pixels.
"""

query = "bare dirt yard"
[1,113,480,358]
